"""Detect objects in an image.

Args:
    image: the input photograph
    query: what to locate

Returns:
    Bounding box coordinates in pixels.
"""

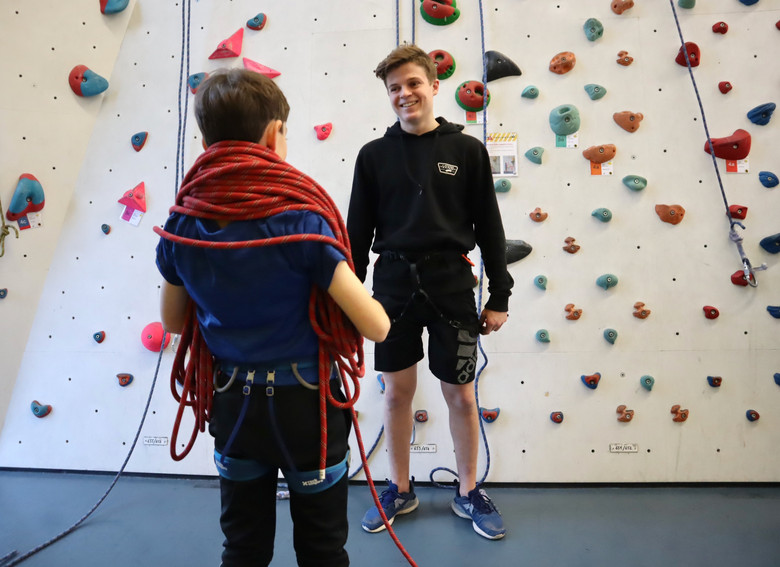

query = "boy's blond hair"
[374,44,437,85]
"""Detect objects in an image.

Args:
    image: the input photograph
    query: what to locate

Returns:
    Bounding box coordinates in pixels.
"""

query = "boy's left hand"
[479,309,508,335]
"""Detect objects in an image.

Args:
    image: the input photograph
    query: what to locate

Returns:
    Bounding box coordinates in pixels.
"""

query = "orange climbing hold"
[562,236,580,254]
[616,405,634,422]
[565,303,582,320]
[613,111,643,133]
[633,301,651,319]
[529,207,548,222]
[617,50,633,66]
[549,52,576,75]
[582,144,616,164]
[671,405,689,423]
[655,204,685,225]
[611,0,634,15]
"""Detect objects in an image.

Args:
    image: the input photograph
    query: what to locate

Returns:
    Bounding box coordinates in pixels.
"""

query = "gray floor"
[1,470,779,566]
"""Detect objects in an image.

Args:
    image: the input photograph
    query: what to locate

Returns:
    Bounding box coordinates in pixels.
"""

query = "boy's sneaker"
[451,485,506,540]
[361,478,419,533]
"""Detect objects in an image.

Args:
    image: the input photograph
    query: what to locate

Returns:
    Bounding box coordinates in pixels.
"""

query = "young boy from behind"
[156,68,390,567]
[347,44,513,540]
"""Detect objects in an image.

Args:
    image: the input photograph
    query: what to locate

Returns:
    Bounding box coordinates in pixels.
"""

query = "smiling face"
[385,62,440,135]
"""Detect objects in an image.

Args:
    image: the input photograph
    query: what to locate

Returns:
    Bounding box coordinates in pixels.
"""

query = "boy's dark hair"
[374,44,437,86]
[194,68,290,146]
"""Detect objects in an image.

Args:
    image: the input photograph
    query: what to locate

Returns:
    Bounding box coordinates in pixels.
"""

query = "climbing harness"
[0,196,20,258]
[668,0,766,287]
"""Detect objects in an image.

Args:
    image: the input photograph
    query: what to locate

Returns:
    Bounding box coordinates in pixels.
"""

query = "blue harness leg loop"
[282,450,350,494]
[213,449,272,482]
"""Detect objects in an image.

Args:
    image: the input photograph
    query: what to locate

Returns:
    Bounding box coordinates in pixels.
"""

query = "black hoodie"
[347,117,513,312]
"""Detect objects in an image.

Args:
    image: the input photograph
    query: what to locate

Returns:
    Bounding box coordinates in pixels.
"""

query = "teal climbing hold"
[758,171,778,188]
[536,329,551,343]
[188,72,209,94]
[584,84,607,100]
[603,328,618,344]
[622,175,647,191]
[549,105,580,136]
[591,208,613,222]
[596,274,619,290]
[521,85,539,99]
[100,0,129,15]
[678,0,695,8]
[583,18,604,41]
[640,375,654,391]
[534,275,548,290]
[31,400,52,418]
[494,179,511,193]
[525,147,544,164]
[246,13,267,30]
[6,174,44,221]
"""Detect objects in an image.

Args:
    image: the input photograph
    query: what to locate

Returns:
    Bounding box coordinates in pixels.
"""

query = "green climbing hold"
[640,375,655,391]
[603,328,618,344]
[592,208,613,222]
[622,175,647,191]
[494,178,511,193]
[596,273,619,290]
[536,329,551,343]
[525,147,544,164]
[584,84,607,100]
[522,85,539,99]
[584,18,604,41]
[678,0,695,8]
[549,104,581,136]
[534,275,548,290]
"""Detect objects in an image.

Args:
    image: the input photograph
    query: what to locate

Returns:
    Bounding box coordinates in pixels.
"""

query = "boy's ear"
[261,119,283,151]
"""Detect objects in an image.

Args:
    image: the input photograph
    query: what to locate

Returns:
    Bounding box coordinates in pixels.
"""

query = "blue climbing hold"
[746,409,760,422]
[131,131,148,152]
[596,274,619,290]
[759,233,780,254]
[377,373,385,393]
[31,400,52,418]
[581,373,601,390]
[707,376,723,387]
[0,289,7,299]
[767,306,780,319]
[549,105,581,136]
[101,223,111,235]
[583,18,604,41]
[525,147,544,164]
[584,84,607,100]
[535,329,550,343]
[592,208,613,222]
[100,0,130,15]
[68,65,109,97]
[738,0,759,5]
[534,275,548,290]
[603,328,618,344]
[747,103,775,125]
[774,373,780,386]
[480,407,500,423]
[6,174,44,221]
[640,375,654,391]
[247,13,267,30]
[521,85,539,99]
[187,72,209,94]
[758,171,778,188]
[494,179,512,192]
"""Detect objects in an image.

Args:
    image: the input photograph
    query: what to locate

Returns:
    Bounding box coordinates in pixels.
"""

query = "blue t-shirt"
[156,210,346,364]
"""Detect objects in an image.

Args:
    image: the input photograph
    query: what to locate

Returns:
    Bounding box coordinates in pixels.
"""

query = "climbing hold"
[738,0,759,5]
[633,302,651,319]
[562,236,580,254]
[584,18,604,41]
[584,84,607,100]
[640,375,654,391]
[550,411,564,424]
[529,207,548,222]
[69,65,109,97]
[581,373,601,389]
[675,42,701,67]
[565,303,583,320]
[377,373,385,393]
[671,405,689,422]
[758,171,778,188]
[707,376,723,387]
[209,28,244,59]
[730,270,755,286]
[613,111,643,133]
[6,174,45,221]
[428,49,456,80]
[549,105,581,136]
[521,86,539,99]
[93,331,106,344]
[775,373,780,386]
[455,81,490,112]
[246,13,267,30]
[549,52,576,75]
[0,289,7,299]
[747,103,775,126]
[703,306,720,319]
[243,58,281,79]
[141,322,170,352]
[485,51,522,82]
[414,410,429,423]
[314,123,333,141]
[525,147,544,164]
[534,275,548,290]
[718,81,732,94]
[729,204,748,220]
[655,204,685,225]
[592,208,613,222]
[420,0,460,26]
[604,328,618,344]
[131,131,148,152]
[616,405,634,422]
[117,373,133,387]
[746,409,760,422]
[704,129,751,160]
[100,0,129,14]
[118,182,147,213]
[712,21,728,34]
[616,51,634,66]
[767,306,780,319]
[596,274,618,290]
[506,240,533,264]
[582,144,616,164]
[759,233,780,253]
[101,223,111,235]
[187,72,208,94]
[536,329,551,343]
[494,178,511,193]
[678,0,695,8]
[31,401,52,418]
[611,0,634,15]
[480,408,500,423]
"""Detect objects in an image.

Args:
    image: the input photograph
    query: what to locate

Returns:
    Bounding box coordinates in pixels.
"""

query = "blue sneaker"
[451,485,506,540]
[361,479,419,533]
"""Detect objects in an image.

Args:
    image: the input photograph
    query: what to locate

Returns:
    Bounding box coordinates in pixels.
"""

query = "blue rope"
[667,0,761,286]
[175,0,192,196]
[348,425,385,479]
[395,0,400,46]
[411,0,416,44]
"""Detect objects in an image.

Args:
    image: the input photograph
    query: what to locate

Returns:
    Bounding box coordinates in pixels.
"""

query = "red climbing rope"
[153,140,364,474]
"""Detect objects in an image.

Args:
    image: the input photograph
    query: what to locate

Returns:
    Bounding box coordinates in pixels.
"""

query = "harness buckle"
[242,370,255,396]
[265,369,275,397]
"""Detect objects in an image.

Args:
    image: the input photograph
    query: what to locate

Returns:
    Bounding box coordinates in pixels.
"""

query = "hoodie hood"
[384,116,464,137]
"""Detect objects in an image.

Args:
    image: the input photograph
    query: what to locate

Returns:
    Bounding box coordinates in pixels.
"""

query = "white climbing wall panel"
[0,0,778,482]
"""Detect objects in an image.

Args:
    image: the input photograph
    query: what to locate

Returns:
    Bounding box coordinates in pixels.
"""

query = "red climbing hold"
[729,204,748,220]
[117,373,134,387]
[209,28,244,60]
[314,123,333,141]
[243,58,280,79]
[675,42,701,67]
[712,22,728,34]
[93,331,106,343]
[414,410,429,423]
[703,306,720,319]
[428,49,456,80]
[141,322,170,352]
[718,81,732,94]
[704,129,751,160]
[118,182,147,213]
[730,270,755,286]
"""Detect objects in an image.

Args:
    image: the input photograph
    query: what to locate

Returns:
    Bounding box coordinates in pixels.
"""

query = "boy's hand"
[479,309,508,335]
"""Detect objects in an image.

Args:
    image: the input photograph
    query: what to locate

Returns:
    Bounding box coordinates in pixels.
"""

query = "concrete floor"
[1,470,779,566]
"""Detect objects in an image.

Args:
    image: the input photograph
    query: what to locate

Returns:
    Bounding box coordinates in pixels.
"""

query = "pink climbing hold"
[141,322,171,352]
[118,182,147,213]
[243,58,280,79]
[675,42,701,67]
[314,123,333,140]
[704,129,751,160]
[209,28,244,60]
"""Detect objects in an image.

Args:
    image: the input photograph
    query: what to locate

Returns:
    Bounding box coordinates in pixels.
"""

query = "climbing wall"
[0,0,777,482]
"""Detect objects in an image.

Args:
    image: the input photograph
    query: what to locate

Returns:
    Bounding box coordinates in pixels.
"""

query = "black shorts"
[373,289,480,385]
